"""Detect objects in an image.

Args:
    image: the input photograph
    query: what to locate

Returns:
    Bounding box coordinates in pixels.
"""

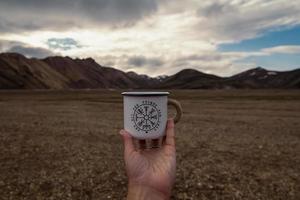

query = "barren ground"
[0,90,299,199]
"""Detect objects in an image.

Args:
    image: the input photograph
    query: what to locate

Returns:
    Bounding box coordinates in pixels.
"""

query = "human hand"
[120,119,176,200]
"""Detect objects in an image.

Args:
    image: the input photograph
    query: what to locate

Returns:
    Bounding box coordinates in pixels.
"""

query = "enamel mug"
[122,92,182,149]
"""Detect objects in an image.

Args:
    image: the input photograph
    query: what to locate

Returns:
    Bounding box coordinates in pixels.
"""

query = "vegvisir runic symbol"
[131,100,161,133]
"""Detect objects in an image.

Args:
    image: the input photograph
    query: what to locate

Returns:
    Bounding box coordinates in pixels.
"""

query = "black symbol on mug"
[131,101,161,133]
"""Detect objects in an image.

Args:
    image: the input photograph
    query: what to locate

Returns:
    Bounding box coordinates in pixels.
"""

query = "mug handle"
[167,99,183,124]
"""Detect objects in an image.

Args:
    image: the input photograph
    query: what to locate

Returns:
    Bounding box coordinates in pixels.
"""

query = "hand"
[120,119,176,200]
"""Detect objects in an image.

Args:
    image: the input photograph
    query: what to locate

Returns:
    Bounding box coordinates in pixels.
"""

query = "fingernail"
[167,119,174,128]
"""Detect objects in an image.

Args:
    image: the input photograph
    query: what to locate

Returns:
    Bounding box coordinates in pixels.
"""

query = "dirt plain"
[0,90,299,200]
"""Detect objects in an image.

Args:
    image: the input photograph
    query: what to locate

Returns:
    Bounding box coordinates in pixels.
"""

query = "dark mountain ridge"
[0,53,299,89]
[159,69,223,89]
[224,67,300,89]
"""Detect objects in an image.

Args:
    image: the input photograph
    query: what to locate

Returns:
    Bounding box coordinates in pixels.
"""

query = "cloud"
[7,45,56,58]
[92,51,254,76]
[196,0,300,42]
[0,0,158,33]
[262,45,300,54]
[0,40,57,58]
[47,38,82,50]
[1,0,299,76]
[93,55,123,67]
[197,1,235,18]
[0,40,23,50]
[91,54,165,75]
[167,51,246,75]
[127,55,164,67]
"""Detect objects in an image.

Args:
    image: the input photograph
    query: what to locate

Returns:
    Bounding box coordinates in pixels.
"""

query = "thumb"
[119,129,135,156]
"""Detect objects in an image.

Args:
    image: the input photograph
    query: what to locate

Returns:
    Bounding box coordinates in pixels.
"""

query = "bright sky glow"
[0,0,299,77]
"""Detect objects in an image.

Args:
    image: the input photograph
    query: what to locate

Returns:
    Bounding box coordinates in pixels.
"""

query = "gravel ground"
[0,90,299,199]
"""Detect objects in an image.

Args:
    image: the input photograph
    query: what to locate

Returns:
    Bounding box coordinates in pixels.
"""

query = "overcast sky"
[0,0,300,76]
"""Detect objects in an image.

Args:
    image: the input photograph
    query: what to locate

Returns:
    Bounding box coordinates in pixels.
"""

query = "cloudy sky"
[0,0,300,77]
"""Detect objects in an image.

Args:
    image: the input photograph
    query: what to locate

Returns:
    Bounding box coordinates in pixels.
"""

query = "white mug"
[122,92,182,149]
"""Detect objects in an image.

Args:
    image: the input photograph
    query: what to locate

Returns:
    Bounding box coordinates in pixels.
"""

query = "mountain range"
[0,52,299,89]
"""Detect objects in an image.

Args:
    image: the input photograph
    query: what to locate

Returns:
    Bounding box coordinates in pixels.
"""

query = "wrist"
[127,182,170,200]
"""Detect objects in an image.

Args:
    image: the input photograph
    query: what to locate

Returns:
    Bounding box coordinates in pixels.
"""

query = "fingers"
[119,129,135,156]
[165,119,175,147]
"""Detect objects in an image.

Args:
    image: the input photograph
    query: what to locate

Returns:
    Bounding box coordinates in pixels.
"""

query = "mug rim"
[122,91,170,96]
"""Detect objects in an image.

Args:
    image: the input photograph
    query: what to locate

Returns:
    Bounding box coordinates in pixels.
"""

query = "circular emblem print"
[131,100,161,133]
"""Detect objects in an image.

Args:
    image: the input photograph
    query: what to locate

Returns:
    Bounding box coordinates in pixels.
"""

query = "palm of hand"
[126,145,176,195]
[120,119,176,197]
